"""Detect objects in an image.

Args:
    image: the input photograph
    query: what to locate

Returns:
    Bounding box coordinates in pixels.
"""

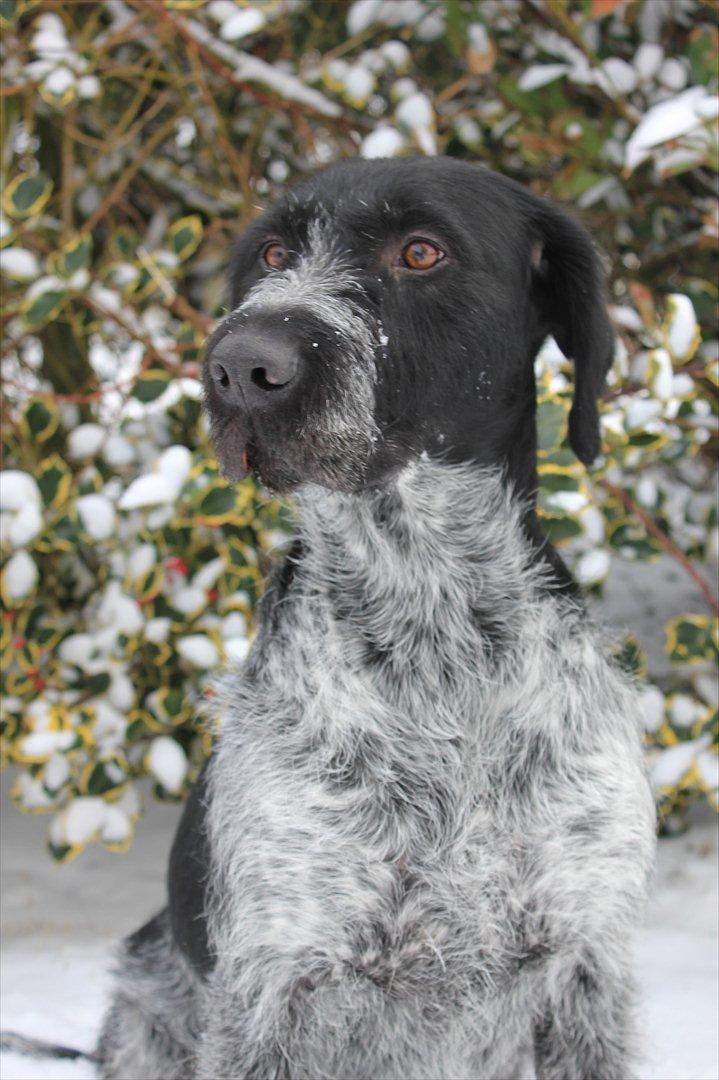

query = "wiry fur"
[99,158,656,1080]
[198,462,654,1079]
[100,465,654,1080]
[98,911,203,1079]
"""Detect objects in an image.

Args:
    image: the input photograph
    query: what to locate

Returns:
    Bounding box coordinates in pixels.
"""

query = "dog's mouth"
[212,412,402,497]
[211,416,346,494]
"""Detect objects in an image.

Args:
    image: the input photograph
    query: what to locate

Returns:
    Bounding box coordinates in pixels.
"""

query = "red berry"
[166,556,189,575]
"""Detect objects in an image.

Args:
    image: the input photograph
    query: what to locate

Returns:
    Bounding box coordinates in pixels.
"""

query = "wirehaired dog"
[98,158,656,1080]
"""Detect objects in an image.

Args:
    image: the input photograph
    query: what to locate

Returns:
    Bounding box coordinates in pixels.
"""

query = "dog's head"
[204,158,613,494]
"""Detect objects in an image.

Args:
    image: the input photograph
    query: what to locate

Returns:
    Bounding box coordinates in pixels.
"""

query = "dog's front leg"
[533,958,640,1080]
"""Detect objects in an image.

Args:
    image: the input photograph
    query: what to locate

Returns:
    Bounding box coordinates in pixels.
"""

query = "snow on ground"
[1,777,716,1080]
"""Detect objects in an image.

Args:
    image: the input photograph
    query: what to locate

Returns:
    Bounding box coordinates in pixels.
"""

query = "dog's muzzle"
[204,297,381,492]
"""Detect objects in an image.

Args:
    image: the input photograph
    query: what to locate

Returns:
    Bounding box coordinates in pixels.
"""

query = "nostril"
[251,367,290,392]
[211,361,231,389]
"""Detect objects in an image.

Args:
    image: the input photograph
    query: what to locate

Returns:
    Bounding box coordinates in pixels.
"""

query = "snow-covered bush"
[1,0,716,855]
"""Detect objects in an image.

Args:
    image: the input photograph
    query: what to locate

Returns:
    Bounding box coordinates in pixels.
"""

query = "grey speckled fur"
[101,460,655,1079]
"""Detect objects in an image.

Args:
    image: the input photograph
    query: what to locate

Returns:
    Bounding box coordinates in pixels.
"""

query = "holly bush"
[1,0,717,857]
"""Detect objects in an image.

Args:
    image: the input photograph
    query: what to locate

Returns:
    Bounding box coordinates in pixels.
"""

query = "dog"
[98,157,656,1080]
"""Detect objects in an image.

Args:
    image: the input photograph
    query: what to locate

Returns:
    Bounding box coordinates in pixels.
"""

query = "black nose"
[207,328,302,408]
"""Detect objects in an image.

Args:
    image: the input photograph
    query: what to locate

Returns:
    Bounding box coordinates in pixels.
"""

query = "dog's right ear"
[528,202,614,466]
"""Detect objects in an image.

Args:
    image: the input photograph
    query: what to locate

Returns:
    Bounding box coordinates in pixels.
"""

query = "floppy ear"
[530,203,614,465]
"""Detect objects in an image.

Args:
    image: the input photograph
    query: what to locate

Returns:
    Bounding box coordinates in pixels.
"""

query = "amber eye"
[401,239,444,271]
[263,242,289,270]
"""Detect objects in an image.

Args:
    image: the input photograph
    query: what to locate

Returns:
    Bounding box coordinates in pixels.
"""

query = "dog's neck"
[295,457,575,604]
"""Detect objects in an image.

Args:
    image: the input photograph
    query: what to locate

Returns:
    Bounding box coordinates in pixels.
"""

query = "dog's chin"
[214,436,371,496]
[212,416,412,496]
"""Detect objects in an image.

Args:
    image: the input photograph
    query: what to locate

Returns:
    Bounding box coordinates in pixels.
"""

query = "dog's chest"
[212,502,531,982]
[209,465,649,995]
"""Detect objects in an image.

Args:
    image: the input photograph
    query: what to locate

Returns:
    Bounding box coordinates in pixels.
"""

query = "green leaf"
[0,1,19,26]
[608,520,662,560]
[50,234,92,278]
[666,616,719,666]
[540,514,583,545]
[73,671,111,697]
[82,758,126,796]
[37,454,73,509]
[563,168,604,198]
[22,288,67,328]
[196,484,236,522]
[613,635,647,679]
[537,398,569,454]
[133,565,164,602]
[3,172,52,218]
[538,466,582,494]
[132,368,172,403]
[21,399,59,443]
[158,686,186,721]
[168,215,203,261]
[51,513,81,551]
[48,841,75,863]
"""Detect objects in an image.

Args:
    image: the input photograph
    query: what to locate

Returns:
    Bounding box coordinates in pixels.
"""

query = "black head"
[204,158,613,495]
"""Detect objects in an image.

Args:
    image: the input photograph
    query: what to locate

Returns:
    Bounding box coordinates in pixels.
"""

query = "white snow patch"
[395,91,436,155]
[18,730,76,761]
[102,434,135,468]
[518,63,570,92]
[625,87,719,172]
[575,548,610,586]
[145,617,171,644]
[176,634,219,668]
[219,7,266,42]
[68,424,105,461]
[43,66,74,96]
[1,248,41,281]
[651,737,711,793]
[361,125,406,159]
[52,798,107,848]
[634,42,664,82]
[76,495,116,542]
[118,474,177,510]
[664,294,699,361]
[224,636,250,664]
[638,685,665,732]
[147,737,187,794]
[8,502,43,548]
[2,550,38,600]
[157,444,192,488]
[0,471,41,512]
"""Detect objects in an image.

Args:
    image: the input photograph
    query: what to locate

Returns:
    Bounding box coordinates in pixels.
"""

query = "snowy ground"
[1,781,717,1080]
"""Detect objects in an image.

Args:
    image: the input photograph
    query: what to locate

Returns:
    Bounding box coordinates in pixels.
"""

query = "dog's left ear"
[529,202,614,465]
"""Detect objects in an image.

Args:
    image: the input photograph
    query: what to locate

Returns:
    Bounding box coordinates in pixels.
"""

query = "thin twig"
[81,114,179,235]
[135,247,214,333]
[599,478,719,616]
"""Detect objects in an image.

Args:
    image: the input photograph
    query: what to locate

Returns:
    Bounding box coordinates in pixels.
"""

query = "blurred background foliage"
[0,0,717,858]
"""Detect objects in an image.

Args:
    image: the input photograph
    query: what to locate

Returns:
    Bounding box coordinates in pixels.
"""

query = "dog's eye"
[263,243,289,271]
[401,239,445,271]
